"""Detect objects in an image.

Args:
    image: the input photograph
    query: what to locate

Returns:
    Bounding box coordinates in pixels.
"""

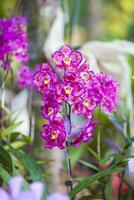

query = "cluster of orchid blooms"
[0,16,119,150]
[32,45,119,150]
[0,16,28,70]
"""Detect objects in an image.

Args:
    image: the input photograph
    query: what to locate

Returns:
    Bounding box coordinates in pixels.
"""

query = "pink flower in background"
[32,45,119,149]
[95,73,119,113]
[0,176,43,200]
[0,176,70,200]
[112,173,128,197]
[18,66,33,88]
[0,16,28,70]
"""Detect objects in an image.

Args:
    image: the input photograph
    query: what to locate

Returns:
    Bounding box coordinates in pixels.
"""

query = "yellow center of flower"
[81,72,88,80]
[65,86,72,94]
[64,57,71,65]
[83,99,89,107]
[44,76,50,84]
[51,131,58,140]
[48,107,53,115]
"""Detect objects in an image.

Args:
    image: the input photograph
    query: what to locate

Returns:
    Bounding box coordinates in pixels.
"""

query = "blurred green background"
[1,0,134,40]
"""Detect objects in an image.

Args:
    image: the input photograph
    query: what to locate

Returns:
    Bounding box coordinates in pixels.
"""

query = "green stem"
[63,0,80,44]
[69,0,80,44]
[0,69,9,109]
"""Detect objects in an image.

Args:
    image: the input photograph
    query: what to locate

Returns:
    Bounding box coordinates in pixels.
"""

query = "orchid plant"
[32,44,119,192]
[0,4,133,200]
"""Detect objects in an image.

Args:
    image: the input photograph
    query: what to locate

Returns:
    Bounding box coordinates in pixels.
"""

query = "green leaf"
[21,135,33,145]
[71,144,86,166]
[0,145,13,172]
[99,156,112,165]
[4,141,26,149]
[105,176,112,200]
[10,147,48,199]
[0,164,29,190]
[13,167,29,189]
[79,195,102,200]
[1,122,22,137]
[3,110,17,121]
[75,176,86,181]
[111,154,128,168]
[69,167,124,198]
[87,147,99,160]
[10,132,20,141]
[0,164,11,183]
[10,132,33,145]
[79,160,99,171]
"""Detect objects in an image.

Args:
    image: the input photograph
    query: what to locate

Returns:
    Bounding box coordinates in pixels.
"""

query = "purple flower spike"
[93,73,119,113]
[32,44,119,149]
[0,16,28,70]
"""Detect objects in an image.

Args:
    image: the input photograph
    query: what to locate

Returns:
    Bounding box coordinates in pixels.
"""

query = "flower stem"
[0,54,12,111]
[65,102,73,192]
[97,104,101,160]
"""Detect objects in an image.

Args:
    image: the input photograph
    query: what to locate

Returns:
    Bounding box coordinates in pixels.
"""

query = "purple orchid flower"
[0,176,43,200]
